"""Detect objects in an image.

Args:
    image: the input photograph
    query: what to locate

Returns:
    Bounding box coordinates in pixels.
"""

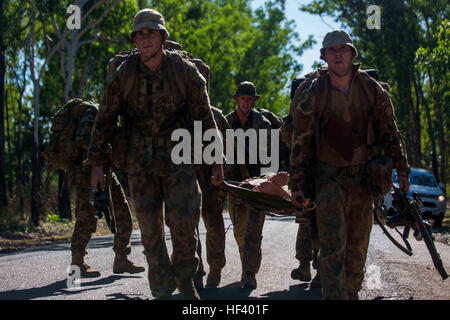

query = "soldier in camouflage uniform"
[289,30,410,299]
[69,100,144,278]
[194,106,229,289]
[225,81,274,289]
[86,9,223,300]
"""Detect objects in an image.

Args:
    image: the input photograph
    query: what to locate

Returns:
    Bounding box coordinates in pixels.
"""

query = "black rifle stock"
[389,186,448,280]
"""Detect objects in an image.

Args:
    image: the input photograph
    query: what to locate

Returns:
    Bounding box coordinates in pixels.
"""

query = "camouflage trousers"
[195,165,226,273]
[295,212,319,268]
[127,160,201,299]
[71,172,132,257]
[314,161,373,299]
[228,194,266,274]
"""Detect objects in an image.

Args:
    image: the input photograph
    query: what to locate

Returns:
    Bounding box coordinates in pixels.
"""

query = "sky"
[250,0,344,75]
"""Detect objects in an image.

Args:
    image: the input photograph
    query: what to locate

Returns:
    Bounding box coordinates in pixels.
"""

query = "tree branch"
[77,0,123,41]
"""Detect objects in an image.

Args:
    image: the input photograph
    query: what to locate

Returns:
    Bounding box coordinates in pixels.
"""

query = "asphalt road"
[0,213,449,300]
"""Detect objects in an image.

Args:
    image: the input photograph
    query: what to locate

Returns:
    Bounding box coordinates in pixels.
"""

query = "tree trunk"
[414,74,438,179]
[59,33,78,219]
[406,83,422,167]
[17,94,24,218]
[63,32,78,101]
[31,88,41,226]
[5,92,13,196]
[29,4,40,226]
[404,113,416,166]
[435,99,446,195]
[0,0,7,212]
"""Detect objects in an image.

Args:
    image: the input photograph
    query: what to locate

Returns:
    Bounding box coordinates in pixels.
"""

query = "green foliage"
[2,0,314,226]
[46,214,61,222]
[151,0,313,114]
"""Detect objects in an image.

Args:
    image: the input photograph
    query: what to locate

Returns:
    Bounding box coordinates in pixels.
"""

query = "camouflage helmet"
[233,81,260,99]
[130,9,169,39]
[320,29,358,60]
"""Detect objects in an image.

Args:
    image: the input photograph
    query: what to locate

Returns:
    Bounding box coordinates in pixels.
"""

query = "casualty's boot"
[176,278,201,300]
[206,268,221,287]
[70,253,101,278]
[113,254,145,274]
[309,272,321,288]
[290,261,311,281]
[241,272,257,289]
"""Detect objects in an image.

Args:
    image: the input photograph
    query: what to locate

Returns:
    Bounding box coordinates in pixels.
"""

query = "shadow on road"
[198,281,256,300]
[260,283,322,300]
[196,281,321,300]
[106,292,148,300]
[0,234,143,256]
[0,275,140,300]
[195,282,322,300]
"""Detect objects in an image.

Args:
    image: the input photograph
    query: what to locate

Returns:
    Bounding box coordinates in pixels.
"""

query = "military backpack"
[42,98,98,171]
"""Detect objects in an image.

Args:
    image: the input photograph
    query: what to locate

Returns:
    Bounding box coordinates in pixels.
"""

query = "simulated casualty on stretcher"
[223,172,315,222]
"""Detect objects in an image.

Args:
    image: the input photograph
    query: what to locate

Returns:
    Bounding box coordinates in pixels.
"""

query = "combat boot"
[206,268,221,287]
[309,272,321,288]
[70,253,101,278]
[290,262,311,282]
[113,255,145,274]
[241,272,257,289]
[176,278,200,300]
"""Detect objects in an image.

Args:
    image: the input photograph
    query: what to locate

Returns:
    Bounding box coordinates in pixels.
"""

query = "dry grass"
[0,215,139,253]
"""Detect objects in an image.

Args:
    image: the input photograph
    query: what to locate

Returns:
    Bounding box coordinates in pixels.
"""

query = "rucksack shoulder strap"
[257,108,283,129]
[252,109,267,130]
[356,69,382,108]
[106,49,140,102]
[168,50,189,99]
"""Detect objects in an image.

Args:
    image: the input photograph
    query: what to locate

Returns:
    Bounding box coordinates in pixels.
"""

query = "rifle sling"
[395,226,413,252]
[374,214,413,256]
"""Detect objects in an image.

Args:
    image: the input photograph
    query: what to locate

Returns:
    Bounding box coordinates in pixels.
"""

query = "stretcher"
[223,181,315,223]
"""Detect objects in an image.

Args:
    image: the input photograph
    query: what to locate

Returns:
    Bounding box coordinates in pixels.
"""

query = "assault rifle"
[89,186,116,234]
[386,186,448,280]
[373,199,413,257]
